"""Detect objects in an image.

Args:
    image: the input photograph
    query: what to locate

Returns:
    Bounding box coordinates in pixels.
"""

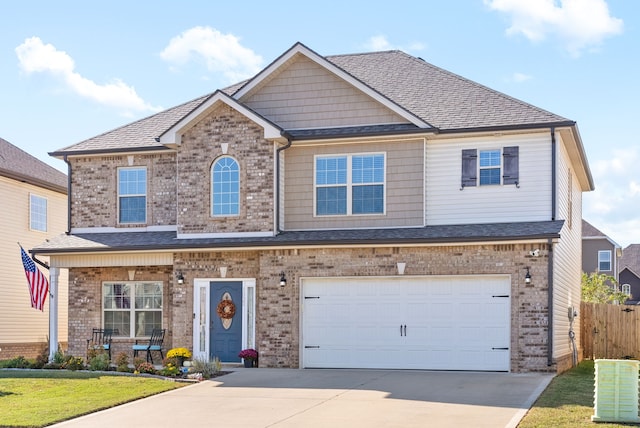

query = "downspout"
[550,128,556,221]
[275,135,292,234]
[547,237,554,367]
[547,128,557,367]
[63,155,72,234]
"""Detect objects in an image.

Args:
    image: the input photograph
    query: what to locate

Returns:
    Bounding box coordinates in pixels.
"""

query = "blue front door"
[210,281,243,362]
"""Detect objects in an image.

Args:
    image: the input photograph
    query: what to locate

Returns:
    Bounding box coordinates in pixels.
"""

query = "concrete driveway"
[51,368,553,428]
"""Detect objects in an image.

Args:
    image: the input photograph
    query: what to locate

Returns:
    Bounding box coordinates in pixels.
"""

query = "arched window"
[211,157,239,216]
[622,284,631,297]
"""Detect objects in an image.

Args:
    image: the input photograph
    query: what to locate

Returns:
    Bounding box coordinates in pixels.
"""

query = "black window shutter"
[461,149,477,188]
[502,146,519,185]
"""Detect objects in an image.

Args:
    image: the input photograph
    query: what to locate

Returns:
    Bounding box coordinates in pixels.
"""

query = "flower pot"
[243,358,254,368]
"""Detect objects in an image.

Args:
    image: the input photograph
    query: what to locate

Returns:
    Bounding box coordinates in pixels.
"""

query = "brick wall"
[177,104,275,234]
[65,244,555,372]
[67,266,172,360]
[69,153,176,228]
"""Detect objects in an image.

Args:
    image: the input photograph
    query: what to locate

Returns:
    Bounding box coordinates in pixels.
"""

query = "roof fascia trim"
[49,146,173,159]
[233,42,431,129]
[158,90,283,145]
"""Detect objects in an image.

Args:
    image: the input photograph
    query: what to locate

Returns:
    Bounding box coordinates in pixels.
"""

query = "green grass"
[0,370,185,427]
[518,360,637,428]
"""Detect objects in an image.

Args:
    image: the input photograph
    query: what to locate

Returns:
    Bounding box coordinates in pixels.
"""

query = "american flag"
[20,246,49,311]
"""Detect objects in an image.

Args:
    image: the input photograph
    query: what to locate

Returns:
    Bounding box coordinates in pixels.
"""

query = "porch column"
[48,267,59,362]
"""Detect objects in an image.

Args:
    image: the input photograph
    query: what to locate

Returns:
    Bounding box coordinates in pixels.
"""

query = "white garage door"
[301,276,510,371]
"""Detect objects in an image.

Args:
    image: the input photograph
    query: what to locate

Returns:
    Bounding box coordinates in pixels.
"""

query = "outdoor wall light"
[176,271,185,285]
[524,267,532,284]
[279,271,287,287]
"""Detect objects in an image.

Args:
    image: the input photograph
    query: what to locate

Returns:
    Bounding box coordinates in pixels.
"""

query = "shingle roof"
[326,50,571,131]
[32,220,563,254]
[0,137,67,193]
[620,244,640,274]
[50,46,573,156]
[49,94,210,155]
[582,219,607,238]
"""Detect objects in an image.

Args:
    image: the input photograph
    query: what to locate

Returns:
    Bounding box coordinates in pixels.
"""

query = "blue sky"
[2,0,638,246]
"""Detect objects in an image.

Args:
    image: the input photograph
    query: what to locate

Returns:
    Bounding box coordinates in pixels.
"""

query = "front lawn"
[518,360,635,428]
[0,370,185,427]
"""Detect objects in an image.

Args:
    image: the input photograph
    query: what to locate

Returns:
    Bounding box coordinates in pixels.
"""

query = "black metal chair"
[86,328,116,360]
[132,328,166,363]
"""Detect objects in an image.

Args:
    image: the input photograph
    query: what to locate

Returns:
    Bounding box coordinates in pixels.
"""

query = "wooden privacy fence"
[581,302,640,360]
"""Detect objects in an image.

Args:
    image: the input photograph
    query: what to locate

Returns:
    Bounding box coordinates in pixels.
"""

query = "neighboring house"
[581,219,622,282]
[619,245,640,304]
[0,137,68,359]
[33,42,593,373]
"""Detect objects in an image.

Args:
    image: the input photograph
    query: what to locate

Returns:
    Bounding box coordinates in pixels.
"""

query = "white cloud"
[363,35,426,53]
[485,0,623,56]
[511,72,532,82]
[15,37,161,116]
[583,147,640,246]
[160,27,263,83]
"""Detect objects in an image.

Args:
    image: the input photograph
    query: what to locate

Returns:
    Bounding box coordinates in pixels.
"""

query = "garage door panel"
[302,276,510,371]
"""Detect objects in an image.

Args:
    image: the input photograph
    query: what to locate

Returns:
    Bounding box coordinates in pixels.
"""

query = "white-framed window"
[598,250,612,272]
[103,281,162,338]
[118,167,147,224]
[211,156,240,216]
[479,149,501,185]
[622,284,631,296]
[314,153,385,216]
[29,194,47,232]
[461,146,519,188]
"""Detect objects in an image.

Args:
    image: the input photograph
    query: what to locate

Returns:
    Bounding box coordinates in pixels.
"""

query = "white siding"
[242,55,409,129]
[426,133,553,225]
[0,175,68,345]
[552,132,583,361]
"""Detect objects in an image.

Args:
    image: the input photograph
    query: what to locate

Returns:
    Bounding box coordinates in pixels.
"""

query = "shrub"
[89,352,110,371]
[135,361,156,374]
[53,349,65,365]
[1,356,31,368]
[159,362,180,377]
[62,356,85,371]
[115,352,130,372]
[191,356,221,379]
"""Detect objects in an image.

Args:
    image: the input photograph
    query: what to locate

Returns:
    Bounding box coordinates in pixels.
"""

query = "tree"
[581,272,628,304]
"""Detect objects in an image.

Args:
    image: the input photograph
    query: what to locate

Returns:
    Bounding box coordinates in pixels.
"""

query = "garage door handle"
[492,347,509,350]
[400,325,407,336]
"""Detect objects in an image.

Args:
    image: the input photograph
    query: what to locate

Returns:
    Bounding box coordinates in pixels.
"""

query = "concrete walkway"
[51,368,554,428]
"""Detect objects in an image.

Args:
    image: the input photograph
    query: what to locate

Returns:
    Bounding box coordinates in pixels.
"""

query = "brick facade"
[177,104,275,235]
[66,243,556,373]
[70,154,176,228]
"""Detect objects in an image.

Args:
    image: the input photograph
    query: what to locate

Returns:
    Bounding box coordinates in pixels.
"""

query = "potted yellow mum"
[167,347,192,367]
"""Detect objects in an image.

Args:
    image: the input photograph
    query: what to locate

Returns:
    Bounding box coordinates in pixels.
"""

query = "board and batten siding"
[425,132,553,225]
[0,175,68,345]
[551,132,584,365]
[242,55,409,130]
[283,139,425,230]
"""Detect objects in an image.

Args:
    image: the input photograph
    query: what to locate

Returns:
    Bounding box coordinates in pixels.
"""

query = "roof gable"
[158,91,283,146]
[238,53,412,130]
[234,42,430,129]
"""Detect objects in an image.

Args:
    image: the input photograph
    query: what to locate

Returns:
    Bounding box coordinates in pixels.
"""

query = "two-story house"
[581,219,622,283]
[1,137,68,359]
[33,42,593,373]
[619,244,640,304]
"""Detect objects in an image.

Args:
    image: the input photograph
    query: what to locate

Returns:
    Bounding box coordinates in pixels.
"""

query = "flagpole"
[48,267,59,362]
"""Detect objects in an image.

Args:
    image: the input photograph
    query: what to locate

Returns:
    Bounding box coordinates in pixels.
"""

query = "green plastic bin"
[592,359,640,423]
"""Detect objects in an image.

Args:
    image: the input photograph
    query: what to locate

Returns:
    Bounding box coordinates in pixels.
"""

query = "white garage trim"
[300,275,511,371]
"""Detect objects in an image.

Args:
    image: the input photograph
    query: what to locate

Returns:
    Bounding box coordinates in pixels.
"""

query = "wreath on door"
[216,299,236,319]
